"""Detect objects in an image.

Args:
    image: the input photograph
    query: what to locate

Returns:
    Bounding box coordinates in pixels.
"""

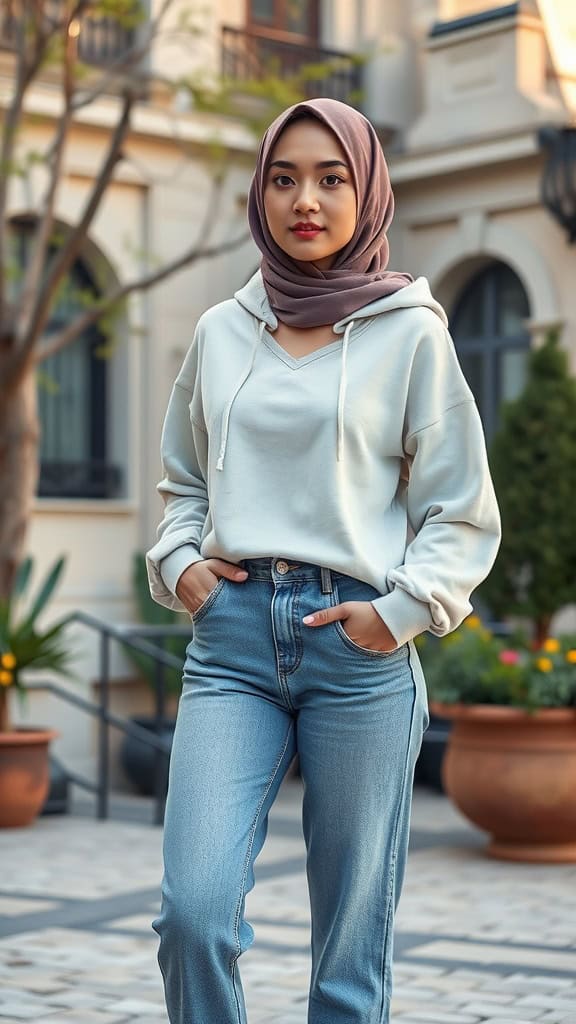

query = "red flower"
[499,649,520,665]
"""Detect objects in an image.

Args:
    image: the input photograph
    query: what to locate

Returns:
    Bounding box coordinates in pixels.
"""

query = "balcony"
[221,26,362,108]
[0,3,137,66]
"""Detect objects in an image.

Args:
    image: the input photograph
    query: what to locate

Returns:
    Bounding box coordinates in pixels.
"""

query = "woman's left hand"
[303,601,398,653]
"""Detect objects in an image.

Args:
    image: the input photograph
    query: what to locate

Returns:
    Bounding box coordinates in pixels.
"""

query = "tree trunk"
[0,365,40,600]
[534,616,552,649]
[0,689,10,733]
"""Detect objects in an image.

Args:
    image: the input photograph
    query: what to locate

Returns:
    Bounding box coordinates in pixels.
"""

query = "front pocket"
[191,576,227,624]
[331,575,405,659]
[333,618,402,658]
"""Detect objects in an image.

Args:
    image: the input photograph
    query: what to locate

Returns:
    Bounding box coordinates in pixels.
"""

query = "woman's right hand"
[175,558,248,616]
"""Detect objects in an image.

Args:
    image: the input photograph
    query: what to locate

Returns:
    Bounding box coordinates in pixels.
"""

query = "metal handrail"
[26,611,194,825]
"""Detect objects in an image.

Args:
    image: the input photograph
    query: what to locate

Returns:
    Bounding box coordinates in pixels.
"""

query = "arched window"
[451,262,531,439]
[9,220,122,498]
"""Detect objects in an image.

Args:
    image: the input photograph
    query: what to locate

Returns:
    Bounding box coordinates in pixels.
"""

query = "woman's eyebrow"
[268,159,349,170]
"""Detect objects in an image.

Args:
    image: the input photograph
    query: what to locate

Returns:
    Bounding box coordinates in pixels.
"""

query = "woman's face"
[263,117,357,272]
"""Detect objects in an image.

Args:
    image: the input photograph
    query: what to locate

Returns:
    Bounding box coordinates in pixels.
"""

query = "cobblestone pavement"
[1,778,576,1024]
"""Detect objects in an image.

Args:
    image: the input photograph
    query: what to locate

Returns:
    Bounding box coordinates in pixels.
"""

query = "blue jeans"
[152,557,430,1024]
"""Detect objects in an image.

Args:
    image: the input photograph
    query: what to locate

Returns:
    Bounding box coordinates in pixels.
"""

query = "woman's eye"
[273,175,294,187]
[322,174,344,186]
[271,174,345,188]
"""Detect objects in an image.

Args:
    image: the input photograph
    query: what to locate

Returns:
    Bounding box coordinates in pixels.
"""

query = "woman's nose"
[293,184,320,213]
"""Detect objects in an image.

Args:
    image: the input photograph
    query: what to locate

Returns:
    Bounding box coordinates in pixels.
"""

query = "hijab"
[247,97,413,328]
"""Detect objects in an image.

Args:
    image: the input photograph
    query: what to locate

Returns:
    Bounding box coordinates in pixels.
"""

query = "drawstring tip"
[216,455,224,471]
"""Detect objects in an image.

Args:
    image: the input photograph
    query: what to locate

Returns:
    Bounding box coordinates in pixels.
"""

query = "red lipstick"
[290,221,325,240]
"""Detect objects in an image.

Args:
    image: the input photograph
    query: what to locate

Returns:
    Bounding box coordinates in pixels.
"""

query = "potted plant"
[422,618,576,862]
[0,556,72,827]
[423,329,576,862]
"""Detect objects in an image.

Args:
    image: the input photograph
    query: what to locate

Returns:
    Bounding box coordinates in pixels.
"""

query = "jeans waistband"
[238,557,334,594]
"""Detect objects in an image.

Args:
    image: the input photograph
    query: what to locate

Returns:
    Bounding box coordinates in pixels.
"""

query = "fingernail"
[235,571,248,578]
[303,615,314,624]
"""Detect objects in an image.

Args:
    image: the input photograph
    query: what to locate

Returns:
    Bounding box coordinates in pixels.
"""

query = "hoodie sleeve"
[146,327,208,612]
[371,323,502,647]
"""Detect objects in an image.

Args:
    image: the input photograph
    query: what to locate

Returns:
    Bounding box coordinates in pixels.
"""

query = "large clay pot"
[0,728,59,828]
[431,702,576,863]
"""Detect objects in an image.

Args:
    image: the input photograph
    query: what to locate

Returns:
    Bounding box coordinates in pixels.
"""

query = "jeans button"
[275,560,289,574]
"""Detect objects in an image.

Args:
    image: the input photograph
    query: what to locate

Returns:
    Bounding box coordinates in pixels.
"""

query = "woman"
[147,97,501,1024]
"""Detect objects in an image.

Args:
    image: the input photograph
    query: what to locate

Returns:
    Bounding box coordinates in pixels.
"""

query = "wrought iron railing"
[0,2,138,66]
[38,460,123,500]
[26,612,193,825]
[221,25,362,106]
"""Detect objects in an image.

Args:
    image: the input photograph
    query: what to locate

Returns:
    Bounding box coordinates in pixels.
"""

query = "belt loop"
[320,566,333,594]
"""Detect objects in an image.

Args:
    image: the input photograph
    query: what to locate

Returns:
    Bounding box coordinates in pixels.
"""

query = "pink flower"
[499,649,520,665]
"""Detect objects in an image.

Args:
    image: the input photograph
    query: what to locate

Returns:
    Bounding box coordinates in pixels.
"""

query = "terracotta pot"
[430,702,576,863]
[0,728,59,828]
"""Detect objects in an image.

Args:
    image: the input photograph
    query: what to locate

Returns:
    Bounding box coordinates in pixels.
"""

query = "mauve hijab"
[247,97,413,329]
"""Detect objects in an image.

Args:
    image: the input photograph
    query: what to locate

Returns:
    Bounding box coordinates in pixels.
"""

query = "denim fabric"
[152,557,430,1024]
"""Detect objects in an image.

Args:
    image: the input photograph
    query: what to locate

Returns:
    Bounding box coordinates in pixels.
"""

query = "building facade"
[2,0,575,784]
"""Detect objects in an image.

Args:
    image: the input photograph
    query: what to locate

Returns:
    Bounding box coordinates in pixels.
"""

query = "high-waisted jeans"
[152,557,430,1024]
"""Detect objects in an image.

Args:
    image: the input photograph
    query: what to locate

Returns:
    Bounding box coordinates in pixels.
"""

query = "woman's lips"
[291,227,325,240]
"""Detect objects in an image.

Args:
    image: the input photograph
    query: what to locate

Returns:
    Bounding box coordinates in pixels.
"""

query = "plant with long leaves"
[0,556,73,732]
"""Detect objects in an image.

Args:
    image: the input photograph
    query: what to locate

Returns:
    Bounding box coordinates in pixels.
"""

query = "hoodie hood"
[234,269,449,331]
[214,270,448,471]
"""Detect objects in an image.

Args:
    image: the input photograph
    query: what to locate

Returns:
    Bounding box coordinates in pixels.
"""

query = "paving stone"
[460,1005,545,1020]
[518,996,576,1011]
[0,1006,60,1020]
[34,1015,133,1024]
[1,782,576,1021]
[394,1012,484,1023]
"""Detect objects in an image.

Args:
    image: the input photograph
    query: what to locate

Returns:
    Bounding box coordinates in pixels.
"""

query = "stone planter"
[431,702,576,862]
[0,728,59,828]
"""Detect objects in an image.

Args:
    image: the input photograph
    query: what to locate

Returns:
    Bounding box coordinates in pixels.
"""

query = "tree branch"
[0,6,32,320]
[0,0,69,324]
[35,230,252,362]
[71,0,178,111]
[16,2,80,345]
[19,89,134,355]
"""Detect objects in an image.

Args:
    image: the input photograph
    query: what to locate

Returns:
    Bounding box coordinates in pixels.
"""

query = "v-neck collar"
[262,328,343,370]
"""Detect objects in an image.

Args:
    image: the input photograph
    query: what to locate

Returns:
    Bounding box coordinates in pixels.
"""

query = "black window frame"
[11,219,122,500]
[450,261,531,440]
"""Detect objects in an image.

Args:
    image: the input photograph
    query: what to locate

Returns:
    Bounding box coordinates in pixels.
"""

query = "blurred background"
[0,0,575,807]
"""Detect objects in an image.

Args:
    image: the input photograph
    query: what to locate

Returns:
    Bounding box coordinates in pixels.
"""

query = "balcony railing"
[38,460,123,499]
[0,3,137,66]
[221,26,362,107]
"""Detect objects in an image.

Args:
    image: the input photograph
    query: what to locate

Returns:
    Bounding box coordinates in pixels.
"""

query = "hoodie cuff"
[160,546,204,597]
[371,588,432,647]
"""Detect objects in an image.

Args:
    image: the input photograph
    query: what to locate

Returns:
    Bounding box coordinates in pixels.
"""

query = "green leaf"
[19,557,66,634]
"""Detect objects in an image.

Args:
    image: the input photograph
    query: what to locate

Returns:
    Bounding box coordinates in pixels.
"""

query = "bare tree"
[0,0,360,597]
[0,0,331,598]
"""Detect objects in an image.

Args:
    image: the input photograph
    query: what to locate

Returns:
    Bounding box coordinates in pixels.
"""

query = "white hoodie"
[146,270,501,646]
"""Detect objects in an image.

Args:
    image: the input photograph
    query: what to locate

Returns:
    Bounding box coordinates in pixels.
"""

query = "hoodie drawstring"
[216,319,266,471]
[217,317,354,471]
[337,320,354,463]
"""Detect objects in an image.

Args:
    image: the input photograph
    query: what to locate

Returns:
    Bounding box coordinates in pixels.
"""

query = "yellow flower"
[542,638,560,654]
[536,657,553,673]
[0,670,13,686]
[464,615,481,630]
[1,652,16,670]
[566,649,576,664]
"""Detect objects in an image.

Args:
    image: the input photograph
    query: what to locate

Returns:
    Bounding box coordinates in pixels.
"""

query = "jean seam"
[270,588,297,710]
[377,644,418,1023]
[191,576,226,623]
[287,581,304,675]
[229,724,294,1022]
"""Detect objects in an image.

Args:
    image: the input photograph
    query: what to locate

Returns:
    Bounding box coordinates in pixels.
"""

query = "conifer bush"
[480,329,576,645]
